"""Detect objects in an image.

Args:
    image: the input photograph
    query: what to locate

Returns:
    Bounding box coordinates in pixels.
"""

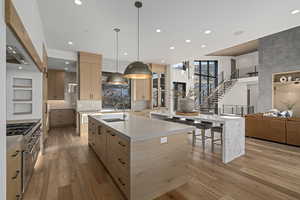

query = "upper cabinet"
[133,79,151,101]
[48,70,65,100]
[78,52,102,100]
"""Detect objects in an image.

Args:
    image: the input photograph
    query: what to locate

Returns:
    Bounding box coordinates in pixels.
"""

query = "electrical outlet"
[160,137,168,144]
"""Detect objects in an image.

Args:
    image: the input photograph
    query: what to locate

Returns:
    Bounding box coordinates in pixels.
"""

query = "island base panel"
[130,133,190,200]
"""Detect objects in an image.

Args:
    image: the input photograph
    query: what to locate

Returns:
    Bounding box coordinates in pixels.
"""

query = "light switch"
[160,137,168,144]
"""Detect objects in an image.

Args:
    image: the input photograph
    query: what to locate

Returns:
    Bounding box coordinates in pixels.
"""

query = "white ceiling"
[37,0,300,64]
[48,57,77,72]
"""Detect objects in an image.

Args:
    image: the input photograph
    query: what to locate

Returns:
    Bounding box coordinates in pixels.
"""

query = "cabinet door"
[48,70,65,100]
[90,63,101,100]
[55,71,65,100]
[144,78,151,101]
[48,70,56,100]
[134,79,151,101]
[95,125,107,163]
[80,62,92,100]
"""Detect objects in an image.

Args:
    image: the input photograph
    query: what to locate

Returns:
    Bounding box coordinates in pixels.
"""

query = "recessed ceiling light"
[64,67,69,71]
[68,41,73,45]
[65,61,70,65]
[124,52,128,56]
[201,44,207,48]
[204,30,212,34]
[156,29,161,33]
[18,66,23,70]
[169,46,175,50]
[185,39,191,43]
[291,9,300,15]
[74,0,82,5]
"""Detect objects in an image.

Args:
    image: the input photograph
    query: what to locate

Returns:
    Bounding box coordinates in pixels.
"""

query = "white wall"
[218,77,259,110]
[6,66,43,121]
[0,0,6,199]
[236,51,259,69]
[12,0,47,58]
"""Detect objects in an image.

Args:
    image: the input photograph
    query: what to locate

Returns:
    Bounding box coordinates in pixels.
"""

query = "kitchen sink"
[103,118,125,123]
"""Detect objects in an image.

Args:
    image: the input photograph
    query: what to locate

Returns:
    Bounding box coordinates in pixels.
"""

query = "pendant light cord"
[116,30,119,72]
[137,7,140,61]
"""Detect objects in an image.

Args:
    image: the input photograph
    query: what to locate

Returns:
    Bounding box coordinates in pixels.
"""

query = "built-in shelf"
[13,89,32,102]
[13,102,32,115]
[12,77,33,115]
[13,78,32,88]
[273,81,300,86]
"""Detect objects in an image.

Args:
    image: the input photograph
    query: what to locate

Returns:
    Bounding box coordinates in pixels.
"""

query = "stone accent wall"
[258,26,300,112]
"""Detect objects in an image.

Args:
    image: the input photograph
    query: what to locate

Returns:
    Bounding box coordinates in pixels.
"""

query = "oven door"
[22,137,40,193]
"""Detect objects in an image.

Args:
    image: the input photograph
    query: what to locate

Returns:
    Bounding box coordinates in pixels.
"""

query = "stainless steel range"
[7,120,41,193]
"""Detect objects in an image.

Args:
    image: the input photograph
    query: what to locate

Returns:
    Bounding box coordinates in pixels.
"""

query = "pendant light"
[107,28,128,85]
[124,1,152,79]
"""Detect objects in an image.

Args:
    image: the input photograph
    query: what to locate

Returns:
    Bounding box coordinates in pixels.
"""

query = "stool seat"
[211,126,223,133]
[195,123,212,130]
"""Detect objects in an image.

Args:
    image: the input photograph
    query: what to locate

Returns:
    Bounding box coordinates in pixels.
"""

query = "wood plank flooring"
[23,127,300,200]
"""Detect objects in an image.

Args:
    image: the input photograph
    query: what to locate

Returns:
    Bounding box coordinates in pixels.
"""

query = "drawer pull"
[118,141,126,147]
[118,178,126,186]
[11,150,20,157]
[12,170,20,180]
[118,158,126,165]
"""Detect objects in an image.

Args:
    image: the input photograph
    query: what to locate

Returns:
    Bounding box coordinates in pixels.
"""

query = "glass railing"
[199,105,255,116]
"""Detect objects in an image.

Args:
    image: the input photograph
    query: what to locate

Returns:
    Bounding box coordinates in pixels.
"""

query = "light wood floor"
[23,127,300,200]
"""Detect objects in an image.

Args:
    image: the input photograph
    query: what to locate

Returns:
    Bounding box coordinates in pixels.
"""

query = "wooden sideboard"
[245,114,300,146]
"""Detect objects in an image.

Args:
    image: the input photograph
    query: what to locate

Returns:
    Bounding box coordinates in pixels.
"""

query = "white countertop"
[151,111,244,122]
[7,135,23,150]
[90,114,195,142]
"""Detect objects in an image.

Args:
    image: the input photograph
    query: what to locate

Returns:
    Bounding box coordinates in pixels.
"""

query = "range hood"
[6,45,28,65]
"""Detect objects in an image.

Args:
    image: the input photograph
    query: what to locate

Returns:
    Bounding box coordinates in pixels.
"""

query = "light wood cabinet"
[48,70,65,100]
[49,109,75,128]
[7,143,22,200]
[88,116,189,200]
[79,52,102,100]
[133,79,151,101]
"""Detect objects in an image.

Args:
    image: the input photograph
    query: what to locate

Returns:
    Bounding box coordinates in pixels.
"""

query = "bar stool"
[193,122,213,152]
[211,124,223,152]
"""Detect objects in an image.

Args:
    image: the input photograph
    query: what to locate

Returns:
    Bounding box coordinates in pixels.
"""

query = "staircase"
[200,74,238,112]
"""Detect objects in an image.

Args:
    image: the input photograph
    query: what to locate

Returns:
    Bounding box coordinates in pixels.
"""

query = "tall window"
[194,61,218,108]
[102,72,131,110]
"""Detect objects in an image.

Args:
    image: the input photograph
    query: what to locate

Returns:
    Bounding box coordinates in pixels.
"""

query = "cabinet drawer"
[111,149,129,176]
[110,162,130,199]
[112,134,130,156]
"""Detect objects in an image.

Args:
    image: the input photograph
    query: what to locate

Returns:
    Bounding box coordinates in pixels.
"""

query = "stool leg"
[221,132,223,146]
[201,129,205,152]
[192,130,196,147]
[211,131,215,152]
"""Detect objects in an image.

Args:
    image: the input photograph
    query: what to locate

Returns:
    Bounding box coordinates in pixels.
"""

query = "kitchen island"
[88,114,194,200]
[151,112,245,163]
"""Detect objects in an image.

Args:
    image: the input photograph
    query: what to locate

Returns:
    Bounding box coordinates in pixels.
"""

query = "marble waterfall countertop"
[90,114,195,142]
[150,111,245,163]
